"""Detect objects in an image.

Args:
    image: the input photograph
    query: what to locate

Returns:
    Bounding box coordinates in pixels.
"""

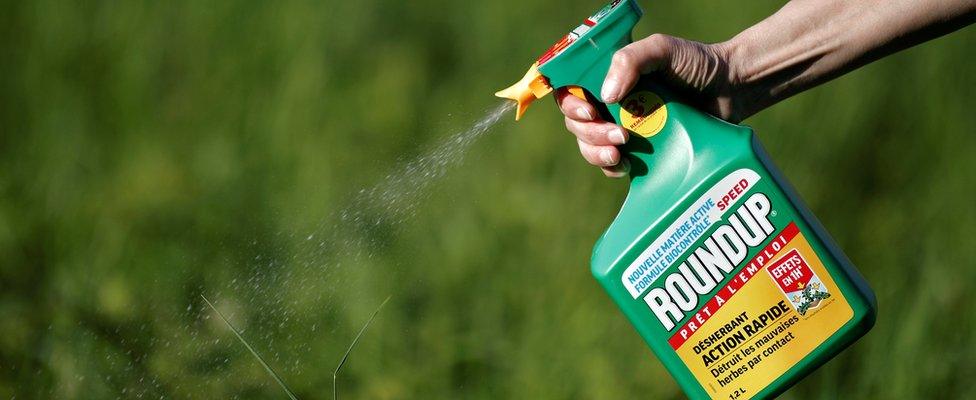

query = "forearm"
[722,0,976,121]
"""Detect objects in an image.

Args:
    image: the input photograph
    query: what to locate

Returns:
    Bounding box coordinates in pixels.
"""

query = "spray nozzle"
[495,62,553,121]
[495,0,643,121]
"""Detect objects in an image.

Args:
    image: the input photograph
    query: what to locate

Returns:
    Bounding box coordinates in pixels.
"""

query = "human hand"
[558,0,976,178]
[555,34,735,178]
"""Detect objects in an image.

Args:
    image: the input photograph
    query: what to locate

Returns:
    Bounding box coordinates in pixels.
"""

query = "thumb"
[601,34,674,103]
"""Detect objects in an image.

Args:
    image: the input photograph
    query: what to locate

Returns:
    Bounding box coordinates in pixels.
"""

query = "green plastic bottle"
[496,1,877,399]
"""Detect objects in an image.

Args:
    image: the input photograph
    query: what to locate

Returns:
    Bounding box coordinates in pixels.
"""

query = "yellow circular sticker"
[619,91,667,137]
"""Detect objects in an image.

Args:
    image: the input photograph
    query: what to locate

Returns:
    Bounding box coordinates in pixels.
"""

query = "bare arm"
[558,0,976,177]
[725,0,976,120]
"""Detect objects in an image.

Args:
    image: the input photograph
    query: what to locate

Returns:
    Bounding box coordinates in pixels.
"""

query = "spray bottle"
[496,1,876,398]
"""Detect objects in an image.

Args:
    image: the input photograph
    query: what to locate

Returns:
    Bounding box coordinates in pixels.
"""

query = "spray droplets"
[335,101,514,242]
[192,102,514,396]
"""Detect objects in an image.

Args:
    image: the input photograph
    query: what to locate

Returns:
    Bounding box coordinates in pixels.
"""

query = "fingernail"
[577,107,594,121]
[600,148,615,165]
[608,127,626,144]
[601,78,621,103]
[605,158,630,178]
[608,157,631,176]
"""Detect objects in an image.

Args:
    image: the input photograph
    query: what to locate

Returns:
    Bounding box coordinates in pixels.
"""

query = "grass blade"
[334,295,392,400]
[201,294,299,400]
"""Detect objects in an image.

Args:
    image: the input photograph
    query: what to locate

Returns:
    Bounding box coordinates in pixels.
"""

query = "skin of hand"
[558,0,976,178]
[555,34,734,178]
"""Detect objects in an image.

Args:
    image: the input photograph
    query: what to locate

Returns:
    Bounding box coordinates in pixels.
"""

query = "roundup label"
[623,169,853,399]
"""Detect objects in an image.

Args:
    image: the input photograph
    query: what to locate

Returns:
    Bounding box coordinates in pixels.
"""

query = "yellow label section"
[619,90,666,137]
[673,231,853,399]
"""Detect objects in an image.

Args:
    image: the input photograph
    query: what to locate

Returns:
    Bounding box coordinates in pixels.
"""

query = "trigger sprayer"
[495,1,876,399]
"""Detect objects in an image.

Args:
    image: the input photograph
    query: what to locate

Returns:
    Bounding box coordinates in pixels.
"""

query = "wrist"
[712,32,765,123]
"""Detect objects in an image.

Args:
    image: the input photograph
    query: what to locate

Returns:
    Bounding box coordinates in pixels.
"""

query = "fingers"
[555,82,633,179]
[578,139,630,178]
[577,138,620,167]
[602,34,673,103]
[555,88,599,122]
[565,116,628,146]
[602,158,630,178]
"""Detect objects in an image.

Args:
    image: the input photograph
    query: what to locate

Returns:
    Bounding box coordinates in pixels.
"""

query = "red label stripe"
[667,223,800,350]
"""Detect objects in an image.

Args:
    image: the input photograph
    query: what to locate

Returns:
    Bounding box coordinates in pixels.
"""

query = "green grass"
[203,294,298,400]
[0,0,974,398]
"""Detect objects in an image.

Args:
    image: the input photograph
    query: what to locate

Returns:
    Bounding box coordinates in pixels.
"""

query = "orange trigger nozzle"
[495,62,553,121]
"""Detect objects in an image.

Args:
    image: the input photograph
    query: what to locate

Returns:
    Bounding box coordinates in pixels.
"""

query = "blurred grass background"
[1,0,974,398]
